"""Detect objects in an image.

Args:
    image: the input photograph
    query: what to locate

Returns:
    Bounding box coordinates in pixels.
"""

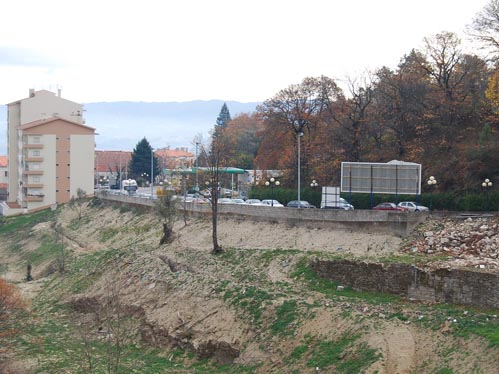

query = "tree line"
[217,2,499,195]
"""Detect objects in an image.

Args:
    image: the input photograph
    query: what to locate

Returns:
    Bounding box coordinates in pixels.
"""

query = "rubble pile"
[407,216,499,270]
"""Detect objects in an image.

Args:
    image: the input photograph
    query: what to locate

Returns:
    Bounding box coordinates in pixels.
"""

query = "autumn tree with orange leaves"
[0,278,25,316]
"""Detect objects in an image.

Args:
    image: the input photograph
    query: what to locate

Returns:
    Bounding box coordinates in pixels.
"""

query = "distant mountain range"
[0,100,260,155]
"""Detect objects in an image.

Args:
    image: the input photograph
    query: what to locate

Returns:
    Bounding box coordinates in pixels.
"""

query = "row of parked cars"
[183,194,428,212]
[372,201,429,212]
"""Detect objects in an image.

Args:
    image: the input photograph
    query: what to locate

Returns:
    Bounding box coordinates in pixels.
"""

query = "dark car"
[287,200,316,208]
[373,202,408,211]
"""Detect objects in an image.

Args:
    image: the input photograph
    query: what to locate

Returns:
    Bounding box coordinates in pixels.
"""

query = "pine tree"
[216,102,232,128]
[129,137,159,180]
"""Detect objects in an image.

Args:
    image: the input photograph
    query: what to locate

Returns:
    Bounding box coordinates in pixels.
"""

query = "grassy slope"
[0,199,498,374]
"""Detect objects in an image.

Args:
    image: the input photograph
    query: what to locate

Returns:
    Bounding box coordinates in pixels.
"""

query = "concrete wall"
[311,259,499,309]
[97,192,426,237]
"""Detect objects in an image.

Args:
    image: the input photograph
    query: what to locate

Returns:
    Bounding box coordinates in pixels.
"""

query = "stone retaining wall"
[311,259,499,309]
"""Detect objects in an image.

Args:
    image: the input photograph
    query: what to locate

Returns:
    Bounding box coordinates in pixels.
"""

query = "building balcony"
[25,194,44,202]
[23,143,43,149]
[23,170,43,175]
[25,183,44,188]
[25,157,44,162]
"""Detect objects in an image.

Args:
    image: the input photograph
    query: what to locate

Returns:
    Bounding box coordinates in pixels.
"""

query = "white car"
[398,201,429,212]
[231,198,246,204]
[245,199,264,206]
[261,199,284,207]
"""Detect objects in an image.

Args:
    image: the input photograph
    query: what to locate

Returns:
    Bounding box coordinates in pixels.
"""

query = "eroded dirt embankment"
[1,203,498,374]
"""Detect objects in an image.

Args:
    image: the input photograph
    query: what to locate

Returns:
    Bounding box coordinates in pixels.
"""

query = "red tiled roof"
[155,148,193,158]
[0,156,7,168]
[95,150,132,173]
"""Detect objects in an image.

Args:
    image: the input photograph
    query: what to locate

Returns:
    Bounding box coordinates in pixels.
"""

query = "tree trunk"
[211,191,223,254]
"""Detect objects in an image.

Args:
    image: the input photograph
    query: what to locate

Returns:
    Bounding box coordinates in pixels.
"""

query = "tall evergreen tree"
[129,137,159,180]
[216,102,232,128]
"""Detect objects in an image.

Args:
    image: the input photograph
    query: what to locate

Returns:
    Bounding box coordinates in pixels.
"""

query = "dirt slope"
[1,201,498,373]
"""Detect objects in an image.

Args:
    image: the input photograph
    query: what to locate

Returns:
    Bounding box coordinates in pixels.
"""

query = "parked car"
[262,199,284,207]
[373,202,408,211]
[231,198,246,204]
[191,197,209,204]
[322,197,354,210]
[218,198,234,204]
[245,199,264,206]
[287,200,316,208]
[398,201,429,212]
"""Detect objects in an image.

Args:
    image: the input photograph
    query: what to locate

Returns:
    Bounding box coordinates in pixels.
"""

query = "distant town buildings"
[2,89,95,216]
[94,150,132,187]
[155,147,194,170]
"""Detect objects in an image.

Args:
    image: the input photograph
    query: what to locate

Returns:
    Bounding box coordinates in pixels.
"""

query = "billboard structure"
[341,160,422,195]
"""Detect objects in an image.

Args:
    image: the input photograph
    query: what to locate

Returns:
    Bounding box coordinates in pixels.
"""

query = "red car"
[373,202,408,211]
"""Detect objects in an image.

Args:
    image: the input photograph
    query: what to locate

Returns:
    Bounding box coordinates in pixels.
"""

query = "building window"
[32,150,41,157]
[4,171,6,177]
[33,176,41,183]
[33,136,41,144]
[31,163,40,170]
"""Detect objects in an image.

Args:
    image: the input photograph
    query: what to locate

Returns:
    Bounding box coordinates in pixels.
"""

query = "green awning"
[164,167,246,175]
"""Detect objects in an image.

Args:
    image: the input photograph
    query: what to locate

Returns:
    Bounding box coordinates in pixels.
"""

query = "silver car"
[398,201,429,212]
[261,199,284,207]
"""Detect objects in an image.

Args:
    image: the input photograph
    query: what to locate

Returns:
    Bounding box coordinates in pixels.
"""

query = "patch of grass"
[289,334,380,373]
[8,242,23,254]
[24,234,62,266]
[471,324,499,347]
[260,249,301,264]
[224,286,275,325]
[435,368,453,374]
[0,209,57,236]
[388,312,409,321]
[99,227,121,242]
[271,300,299,336]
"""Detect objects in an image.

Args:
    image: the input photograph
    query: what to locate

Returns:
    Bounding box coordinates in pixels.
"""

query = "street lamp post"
[310,179,319,207]
[195,142,199,192]
[265,177,280,206]
[141,172,149,188]
[482,178,493,211]
[150,148,154,198]
[119,150,122,190]
[427,176,437,212]
[297,130,304,208]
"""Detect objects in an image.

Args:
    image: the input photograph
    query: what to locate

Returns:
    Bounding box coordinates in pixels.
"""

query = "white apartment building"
[3,89,95,216]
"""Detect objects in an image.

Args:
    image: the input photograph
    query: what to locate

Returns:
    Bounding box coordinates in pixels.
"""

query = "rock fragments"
[407,216,499,270]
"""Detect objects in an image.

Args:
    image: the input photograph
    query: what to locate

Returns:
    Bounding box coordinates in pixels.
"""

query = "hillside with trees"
[218,3,499,195]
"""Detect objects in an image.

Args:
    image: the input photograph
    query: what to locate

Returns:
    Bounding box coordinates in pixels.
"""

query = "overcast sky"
[0,0,491,105]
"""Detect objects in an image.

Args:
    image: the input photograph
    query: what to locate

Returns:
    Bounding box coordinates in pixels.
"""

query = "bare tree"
[68,188,87,221]
[197,132,230,254]
[468,0,499,60]
[258,76,343,184]
[154,191,178,245]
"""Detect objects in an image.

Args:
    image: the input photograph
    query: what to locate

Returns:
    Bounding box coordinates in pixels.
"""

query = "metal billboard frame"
[341,161,422,195]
